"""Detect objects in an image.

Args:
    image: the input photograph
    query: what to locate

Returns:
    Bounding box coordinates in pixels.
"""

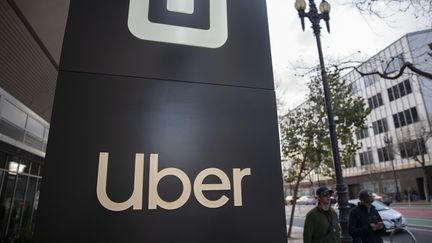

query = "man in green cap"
[303,186,340,243]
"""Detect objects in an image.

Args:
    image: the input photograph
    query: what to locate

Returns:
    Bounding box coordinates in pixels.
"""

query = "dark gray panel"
[33,71,287,243]
[59,0,274,90]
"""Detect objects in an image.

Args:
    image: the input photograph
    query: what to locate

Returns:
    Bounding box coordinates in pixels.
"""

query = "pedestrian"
[303,186,340,243]
[349,189,386,243]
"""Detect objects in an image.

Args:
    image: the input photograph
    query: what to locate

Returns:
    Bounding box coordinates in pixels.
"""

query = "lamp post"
[384,134,401,202]
[294,1,352,242]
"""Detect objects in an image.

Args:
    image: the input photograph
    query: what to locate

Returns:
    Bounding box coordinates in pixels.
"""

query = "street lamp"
[294,1,352,242]
[384,134,402,202]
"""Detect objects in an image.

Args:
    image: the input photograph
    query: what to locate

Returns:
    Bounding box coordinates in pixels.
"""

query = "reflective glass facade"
[0,149,42,241]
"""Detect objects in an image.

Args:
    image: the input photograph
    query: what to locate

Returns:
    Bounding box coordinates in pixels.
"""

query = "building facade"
[283,29,432,201]
[0,86,48,241]
[0,0,61,240]
[342,29,432,200]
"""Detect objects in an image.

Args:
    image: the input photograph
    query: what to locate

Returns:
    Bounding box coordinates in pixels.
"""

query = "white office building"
[341,29,432,200]
[284,29,432,200]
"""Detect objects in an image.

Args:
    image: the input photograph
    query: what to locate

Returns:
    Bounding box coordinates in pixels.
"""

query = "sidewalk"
[287,226,303,243]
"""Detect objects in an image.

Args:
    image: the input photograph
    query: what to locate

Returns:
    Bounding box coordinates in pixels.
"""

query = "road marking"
[409,226,432,233]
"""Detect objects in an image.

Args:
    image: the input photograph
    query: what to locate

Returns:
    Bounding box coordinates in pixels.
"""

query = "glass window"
[393,107,418,129]
[382,119,388,132]
[20,177,37,230]
[26,117,44,139]
[356,128,369,140]
[399,139,427,159]
[0,152,6,169]
[0,171,17,237]
[359,151,374,165]
[388,88,394,101]
[368,93,384,109]
[372,119,388,134]
[373,97,378,108]
[398,82,406,96]
[405,110,412,124]
[393,86,400,99]
[393,114,400,128]
[377,93,383,106]
[7,159,29,175]
[382,180,400,194]
[405,80,412,94]
[387,88,394,101]
[7,174,28,236]
[30,163,39,176]
[399,112,406,127]
[377,147,394,162]
[388,80,412,102]
[411,107,418,122]
[1,101,26,128]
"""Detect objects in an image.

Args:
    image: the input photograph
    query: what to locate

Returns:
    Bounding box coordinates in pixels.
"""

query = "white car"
[297,196,317,205]
[346,199,408,232]
[285,195,294,205]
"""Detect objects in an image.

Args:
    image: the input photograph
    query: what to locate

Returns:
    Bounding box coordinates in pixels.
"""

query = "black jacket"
[348,203,386,243]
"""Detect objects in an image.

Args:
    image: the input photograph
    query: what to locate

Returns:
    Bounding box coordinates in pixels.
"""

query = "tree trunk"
[287,156,309,238]
[422,165,430,202]
[287,173,302,238]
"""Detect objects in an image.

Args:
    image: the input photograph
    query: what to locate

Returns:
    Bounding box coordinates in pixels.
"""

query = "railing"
[390,222,417,243]
[0,86,49,158]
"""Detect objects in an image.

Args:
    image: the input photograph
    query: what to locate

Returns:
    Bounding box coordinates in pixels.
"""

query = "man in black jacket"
[349,189,386,243]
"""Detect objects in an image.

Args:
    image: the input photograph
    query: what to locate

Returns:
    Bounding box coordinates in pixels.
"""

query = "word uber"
[96,152,252,211]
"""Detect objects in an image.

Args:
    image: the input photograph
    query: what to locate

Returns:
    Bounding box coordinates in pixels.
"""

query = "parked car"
[330,193,337,204]
[285,195,295,205]
[297,196,317,205]
[336,199,407,232]
[372,193,393,206]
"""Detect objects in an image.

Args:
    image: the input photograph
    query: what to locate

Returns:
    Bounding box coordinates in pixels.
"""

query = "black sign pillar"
[33,1,287,242]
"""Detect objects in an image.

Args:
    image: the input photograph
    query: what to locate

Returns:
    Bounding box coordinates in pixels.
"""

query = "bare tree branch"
[345,62,432,80]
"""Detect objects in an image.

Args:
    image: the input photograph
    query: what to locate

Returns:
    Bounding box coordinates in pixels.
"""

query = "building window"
[346,154,356,168]
[393,107,419,128]
[351,82,359,94]
[356,128,369,140]
[359,151,374,165]
[382,54,404,74]
[399,138,427,159]
[377,147,394,162]
[382,179,400,193]
[372,118,388,134]
[364,75,380,87]
[388,79,412,101]
[368,93,383,109]
[0,153,43,240]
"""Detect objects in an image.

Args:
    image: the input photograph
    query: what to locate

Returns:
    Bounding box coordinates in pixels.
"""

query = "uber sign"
[33,1,287,243]
[128,0,228,48]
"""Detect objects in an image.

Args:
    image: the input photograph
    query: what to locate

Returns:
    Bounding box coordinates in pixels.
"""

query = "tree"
[333,40,432,81]
[346,0,432,21]
[280,70,370,238]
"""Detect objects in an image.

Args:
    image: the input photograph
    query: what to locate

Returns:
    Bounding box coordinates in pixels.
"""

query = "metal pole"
[390,160,401,201]
[385,135,401,202]
[308,1,351,242]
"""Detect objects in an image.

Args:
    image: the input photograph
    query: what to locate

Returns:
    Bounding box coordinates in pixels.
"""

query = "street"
[286,204,432,243]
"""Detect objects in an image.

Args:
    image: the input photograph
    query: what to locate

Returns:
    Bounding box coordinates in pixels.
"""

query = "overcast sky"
[266,0,430,110]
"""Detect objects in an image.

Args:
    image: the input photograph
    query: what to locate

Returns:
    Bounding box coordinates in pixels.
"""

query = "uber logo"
[128,0,228,48]
[96,152,251,211]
